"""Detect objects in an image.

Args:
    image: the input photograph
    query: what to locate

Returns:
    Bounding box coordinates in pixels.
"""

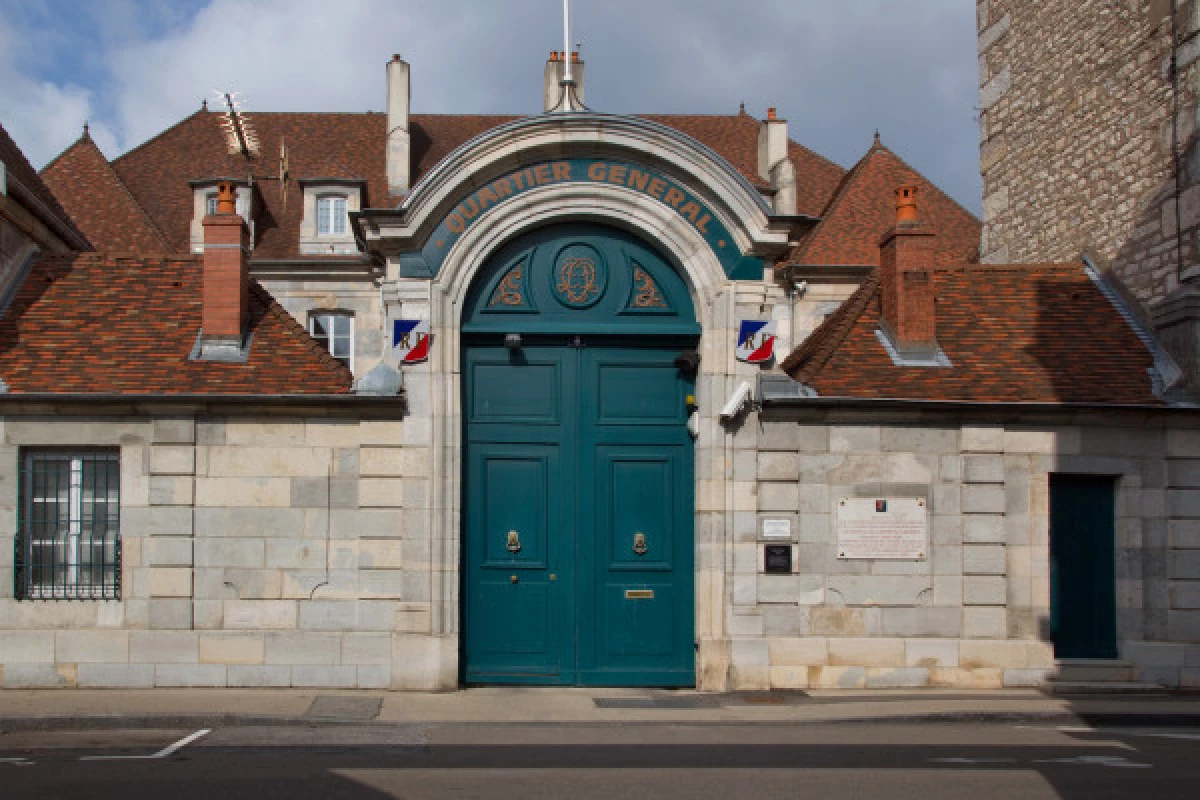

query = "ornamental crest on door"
[553,244,606,308]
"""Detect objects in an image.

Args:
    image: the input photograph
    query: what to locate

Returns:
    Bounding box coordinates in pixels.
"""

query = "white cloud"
[0,16,118,165]
[2,0,983,212]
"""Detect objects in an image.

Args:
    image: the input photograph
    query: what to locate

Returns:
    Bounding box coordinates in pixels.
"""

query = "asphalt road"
[1,721,1197,799]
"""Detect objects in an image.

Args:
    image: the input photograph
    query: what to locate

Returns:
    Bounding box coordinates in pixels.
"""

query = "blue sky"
[1,0,983,214]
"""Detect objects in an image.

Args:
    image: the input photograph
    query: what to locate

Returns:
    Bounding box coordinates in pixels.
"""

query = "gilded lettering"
[535,164,552,184]
[627,169,650,192]
[552,161,572,181]
[446,213,466,234]
[647,177,666,199]
[462,197,480,219]
[608,164,627,185]
[664,187,686,208]
[398,333,411,348]
[511,172,526,191]
[679,201,701,224]
[477,186,498,210]
[588,162,607,181]
[696,213,711,234]
[494,177,514,198]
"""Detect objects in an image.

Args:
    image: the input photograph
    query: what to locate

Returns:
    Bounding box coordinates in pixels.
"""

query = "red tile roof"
[42,110,854,260]
[780,262,1161,405]
[40,133,170,254]
[0,122,89,249]
[642,112,846,216]
[0,253,351,395]
[795,137,980,266]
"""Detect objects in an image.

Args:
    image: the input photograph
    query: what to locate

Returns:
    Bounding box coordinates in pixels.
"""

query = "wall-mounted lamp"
[505,333,522,350]
[674,349,700,375]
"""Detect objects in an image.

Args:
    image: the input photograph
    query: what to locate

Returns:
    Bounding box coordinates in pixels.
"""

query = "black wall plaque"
[763,544,792,574]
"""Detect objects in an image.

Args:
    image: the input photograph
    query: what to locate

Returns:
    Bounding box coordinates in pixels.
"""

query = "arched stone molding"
[390,179,744,691]
[358,113,793,269]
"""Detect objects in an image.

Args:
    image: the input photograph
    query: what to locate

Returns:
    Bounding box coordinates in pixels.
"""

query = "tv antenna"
[213,90,290,213]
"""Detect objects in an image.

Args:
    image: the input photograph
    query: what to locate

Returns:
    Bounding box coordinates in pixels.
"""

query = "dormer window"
[298,178,363,255]
[317,195,348,236]
[190,180,252,253]
[205,192,247,218]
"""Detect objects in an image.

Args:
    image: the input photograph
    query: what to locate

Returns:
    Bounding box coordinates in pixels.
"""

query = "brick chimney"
[197,180,249,360]
[879,185,938,359]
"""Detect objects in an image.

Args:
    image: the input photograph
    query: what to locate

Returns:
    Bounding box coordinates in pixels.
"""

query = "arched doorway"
[461,222,699,686]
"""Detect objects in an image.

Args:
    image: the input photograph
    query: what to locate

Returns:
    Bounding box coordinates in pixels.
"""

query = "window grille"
[16,451,120,600]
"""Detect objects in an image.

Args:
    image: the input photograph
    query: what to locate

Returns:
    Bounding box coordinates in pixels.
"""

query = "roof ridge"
[780,270,881,380]
[791,142,879,262]
[91,138,175,254]
[868,143,981,225]
[39,131,92,175]
[111,108,210,167]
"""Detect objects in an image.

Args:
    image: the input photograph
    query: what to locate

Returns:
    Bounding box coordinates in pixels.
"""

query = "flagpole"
[562,0,573,84]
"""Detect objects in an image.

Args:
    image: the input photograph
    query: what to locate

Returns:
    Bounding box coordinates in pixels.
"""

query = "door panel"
[465,444,568,681]
[1049,474,1118,660]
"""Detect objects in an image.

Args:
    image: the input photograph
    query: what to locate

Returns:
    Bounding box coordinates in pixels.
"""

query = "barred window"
[17,451,120,600]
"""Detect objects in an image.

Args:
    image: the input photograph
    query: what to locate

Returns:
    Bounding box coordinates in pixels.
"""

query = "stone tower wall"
[978,0,1200,309]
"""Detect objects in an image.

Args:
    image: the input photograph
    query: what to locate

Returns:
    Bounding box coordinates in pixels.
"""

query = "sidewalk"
[2,687,1200,730]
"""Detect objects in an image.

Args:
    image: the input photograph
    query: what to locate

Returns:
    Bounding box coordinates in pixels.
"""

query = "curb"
[2,710,1200,732]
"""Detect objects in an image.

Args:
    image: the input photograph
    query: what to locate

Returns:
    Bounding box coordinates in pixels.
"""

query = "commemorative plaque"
[836,497,928,560]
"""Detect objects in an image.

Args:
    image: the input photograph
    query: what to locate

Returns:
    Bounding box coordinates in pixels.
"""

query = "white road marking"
[0,757,33,766]
[1033,755,1151,768]
[80,729,211,762]
[1018,724,1200,742]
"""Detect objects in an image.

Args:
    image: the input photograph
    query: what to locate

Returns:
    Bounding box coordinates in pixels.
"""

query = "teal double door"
[463,342,695,685]
[461,223,698,686]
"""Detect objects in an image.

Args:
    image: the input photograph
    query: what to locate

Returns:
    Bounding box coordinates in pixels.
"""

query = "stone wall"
[0,411,442,690]
[978,0,1200,308]
[733,412,1200,689]
[258,277,386,380]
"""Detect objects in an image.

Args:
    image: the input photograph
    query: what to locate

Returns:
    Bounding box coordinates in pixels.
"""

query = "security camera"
[719,381,754,422]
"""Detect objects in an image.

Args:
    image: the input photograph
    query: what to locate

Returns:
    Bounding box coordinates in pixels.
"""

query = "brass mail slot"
[625,589,655,599]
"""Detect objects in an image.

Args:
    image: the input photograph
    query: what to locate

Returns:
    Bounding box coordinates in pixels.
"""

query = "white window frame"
[316,195,348,237]
[308,311,354,372]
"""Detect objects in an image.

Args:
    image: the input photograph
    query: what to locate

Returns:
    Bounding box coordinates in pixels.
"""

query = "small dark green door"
[1049,474,1118,659]
[462,223,697,686]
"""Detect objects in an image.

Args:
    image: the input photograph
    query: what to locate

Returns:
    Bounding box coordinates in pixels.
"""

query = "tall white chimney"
[757,108,796,215]
[386,54,411,197]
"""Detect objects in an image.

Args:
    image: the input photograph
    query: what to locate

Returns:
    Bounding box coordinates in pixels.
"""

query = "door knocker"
[506,530,522,554]
[632,532,648,556]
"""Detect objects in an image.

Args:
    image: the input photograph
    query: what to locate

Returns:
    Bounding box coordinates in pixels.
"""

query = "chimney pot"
[571,51,579,62]
[216,180,237,215]
[767,107,777,120]
[895,184,919,225]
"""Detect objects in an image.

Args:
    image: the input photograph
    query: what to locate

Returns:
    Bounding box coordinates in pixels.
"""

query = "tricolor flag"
[736,320,777,364]
[393,319,431,364]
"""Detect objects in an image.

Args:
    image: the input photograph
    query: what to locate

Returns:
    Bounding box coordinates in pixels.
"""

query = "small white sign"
[836,497,928,560]
[761,518,792,540]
